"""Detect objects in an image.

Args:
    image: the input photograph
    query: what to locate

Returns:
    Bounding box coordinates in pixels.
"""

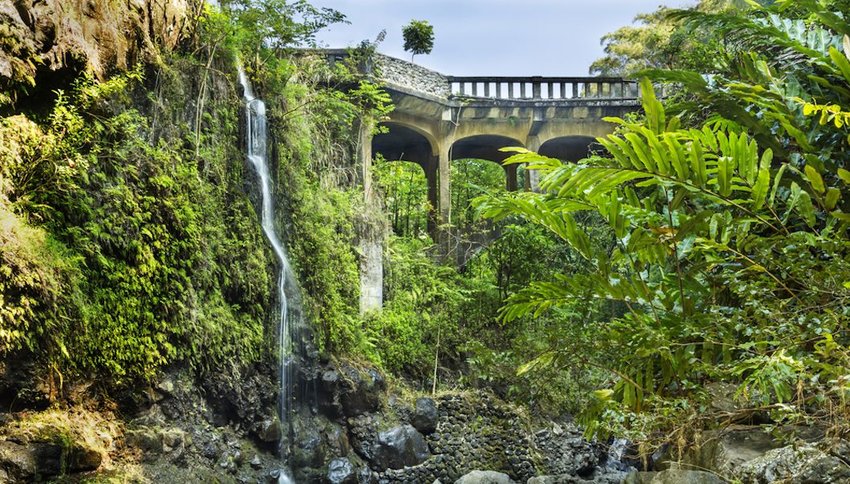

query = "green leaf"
[718,156,733,197]
[798,191,817,227]
[837,168,850,185]
[830,46,850,82]
[825,187,841,210]
[689,140,707,187]
[624,133,655,172]
[517,351,555,376]
[769,164,788,208]
[804,165,825,194]
[640,78,665,134]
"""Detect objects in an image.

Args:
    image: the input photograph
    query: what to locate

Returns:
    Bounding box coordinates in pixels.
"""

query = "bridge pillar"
[525,137,542,192]
[437,143,452,247]
[505,164,519,192]
[425,156,439,236]
[357,119,384,314]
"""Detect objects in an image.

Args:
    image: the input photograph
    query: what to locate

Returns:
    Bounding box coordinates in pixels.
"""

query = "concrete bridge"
[337,51,643,235]
[316,51,642,311]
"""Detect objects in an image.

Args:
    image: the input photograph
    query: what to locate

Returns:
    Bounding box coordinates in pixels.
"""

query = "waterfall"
[238,66,298,484]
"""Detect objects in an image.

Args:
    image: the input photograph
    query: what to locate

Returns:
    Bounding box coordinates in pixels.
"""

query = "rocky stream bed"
[1,359,850,483]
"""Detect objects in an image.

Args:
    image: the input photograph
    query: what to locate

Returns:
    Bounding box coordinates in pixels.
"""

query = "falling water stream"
[238,66,297,484]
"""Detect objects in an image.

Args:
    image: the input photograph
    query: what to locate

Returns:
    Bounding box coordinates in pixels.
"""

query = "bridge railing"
[446,76,639,101]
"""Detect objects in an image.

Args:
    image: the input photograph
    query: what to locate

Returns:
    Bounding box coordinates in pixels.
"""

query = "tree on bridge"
[402,19,434,62]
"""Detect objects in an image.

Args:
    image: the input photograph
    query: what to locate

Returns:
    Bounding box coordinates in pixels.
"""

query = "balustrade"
[446,76,639,101]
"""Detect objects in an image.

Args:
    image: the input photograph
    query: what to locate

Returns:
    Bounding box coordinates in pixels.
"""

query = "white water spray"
[238,66,297,484]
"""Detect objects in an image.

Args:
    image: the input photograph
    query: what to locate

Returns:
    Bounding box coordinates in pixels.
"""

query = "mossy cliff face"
[0,0,195,100]
[0,1,279,401]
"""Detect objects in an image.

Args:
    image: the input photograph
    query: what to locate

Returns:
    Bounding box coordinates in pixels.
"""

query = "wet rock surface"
[412,397,438,434]
[371,424,429,470]
[0,436,104,481]
[739,444,850,483]
[6,357,844,484]
[455,470,516,483]
[327,457,357,484]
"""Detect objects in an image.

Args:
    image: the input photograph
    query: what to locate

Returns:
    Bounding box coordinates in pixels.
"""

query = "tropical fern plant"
[476,75,850,436]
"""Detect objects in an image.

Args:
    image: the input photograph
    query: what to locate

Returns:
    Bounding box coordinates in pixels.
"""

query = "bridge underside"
[370,88,639,243]
[340,48,642,312]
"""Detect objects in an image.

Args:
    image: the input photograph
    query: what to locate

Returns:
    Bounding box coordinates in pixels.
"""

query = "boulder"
[0,441,36,481]
[340,366,385,417]
[412,397,438,434]
[126,427,164,459]
[156,378,176,396]
[358,465,377,483]
[739,444,850,483]
[371,424,429,470]
[318,364,387,418]
[327,457,356,484]
[291,425,325,468]
[454,470,514,484]
[657,426,782,475]
[650,469,724,484]
[68,443,103,471]
[529,471,627,483]
[256,418,281,443]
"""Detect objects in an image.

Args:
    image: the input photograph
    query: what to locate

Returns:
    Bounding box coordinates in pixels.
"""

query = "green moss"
[0,44,275,385]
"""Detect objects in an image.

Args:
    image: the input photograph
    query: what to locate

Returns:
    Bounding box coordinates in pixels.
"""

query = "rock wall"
[288,361,629,484]
[0,0,194,90]
[374,54,450,99]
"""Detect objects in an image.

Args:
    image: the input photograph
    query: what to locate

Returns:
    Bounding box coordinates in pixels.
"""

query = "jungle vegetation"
[1,0,849,457]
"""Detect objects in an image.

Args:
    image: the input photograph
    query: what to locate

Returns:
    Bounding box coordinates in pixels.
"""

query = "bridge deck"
[312,49,640,104]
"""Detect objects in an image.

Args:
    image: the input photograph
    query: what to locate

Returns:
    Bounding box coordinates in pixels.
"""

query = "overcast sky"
[312,0,697,76]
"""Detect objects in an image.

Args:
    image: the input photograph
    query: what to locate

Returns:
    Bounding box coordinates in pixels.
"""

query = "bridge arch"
[372,122,441,236]
[372,122,438,166]
[538,135,598,162]
[450,135,524,191]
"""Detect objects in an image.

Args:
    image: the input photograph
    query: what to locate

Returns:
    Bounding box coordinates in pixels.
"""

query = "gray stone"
[291,425,325,468]
[257,418,281,443]
[157,378,176,395]
[161,428,186,452]
[793,452,850,483]
[0,440,36,480]
[658,426,782,476]
[623,472,658,484]
[412,397,439,434]
[126,427,164,461]
[371,424,429,470]
[32,442,63,475]
[69,443,103,471]
[739,444,850,483]
[453,470,514,484]
[328,457,357,484]
[650,469,724,484]
[340,365,386,417]
[250,454,262,469]
[528,471,628,483]
[375,54,451,99]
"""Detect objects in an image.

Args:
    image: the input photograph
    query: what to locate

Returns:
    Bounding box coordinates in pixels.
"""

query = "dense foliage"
[589,0,748,76]
[5,0,850,464]
[0,49,270,385]
[477,0,850,445]
[0,0,378,388]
